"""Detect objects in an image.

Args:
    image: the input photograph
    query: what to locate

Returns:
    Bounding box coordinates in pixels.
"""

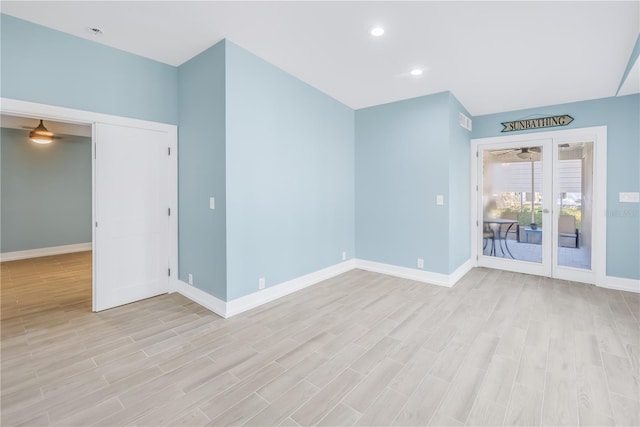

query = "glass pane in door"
[482,146,543,263]
[557,142,592,269]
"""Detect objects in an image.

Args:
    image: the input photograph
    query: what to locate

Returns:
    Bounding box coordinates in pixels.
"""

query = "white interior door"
[94,123,170,311]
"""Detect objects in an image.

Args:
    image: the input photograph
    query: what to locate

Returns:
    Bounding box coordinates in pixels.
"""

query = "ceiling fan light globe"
[29,120,54,144]
[30,136,53,144]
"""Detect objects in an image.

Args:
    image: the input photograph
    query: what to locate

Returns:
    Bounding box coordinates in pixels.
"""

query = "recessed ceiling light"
[410,68,423,76]
[370,27,385,37]
[88,27,104,36]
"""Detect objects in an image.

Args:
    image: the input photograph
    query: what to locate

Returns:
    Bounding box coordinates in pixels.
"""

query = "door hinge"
[95,221,98,228]
[168,208,171,216]
[476,151,479,158]
[168,268,171,276]
[168,147,171,156]
[476,185,478,191]
[476,220,478,226]
[94,143,97,159]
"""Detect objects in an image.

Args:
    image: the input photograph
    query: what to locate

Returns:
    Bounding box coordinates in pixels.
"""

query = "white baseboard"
[354,258,472,287]
[601,275,640,294]
[173,279,228,318]
[165,260,640,321]
[448,259,475,285]
[1,242,92,262]
[226,259,357,317]
[173,258,472,318]
[172,259,357,318]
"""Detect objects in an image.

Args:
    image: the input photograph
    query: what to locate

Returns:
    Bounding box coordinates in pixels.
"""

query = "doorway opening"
[1,115,94,313]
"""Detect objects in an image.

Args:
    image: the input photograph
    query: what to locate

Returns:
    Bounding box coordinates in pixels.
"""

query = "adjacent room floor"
[1,253,639,426]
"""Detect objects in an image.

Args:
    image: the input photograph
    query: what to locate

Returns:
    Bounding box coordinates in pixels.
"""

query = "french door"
[478,139,553,277]
[473,127,606,285]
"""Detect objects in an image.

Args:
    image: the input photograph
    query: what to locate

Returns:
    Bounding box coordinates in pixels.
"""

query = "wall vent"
[459,112,472,131]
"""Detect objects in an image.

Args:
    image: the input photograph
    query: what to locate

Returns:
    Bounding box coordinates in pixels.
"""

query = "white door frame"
[1,98,178,311]
[470,125,607,287]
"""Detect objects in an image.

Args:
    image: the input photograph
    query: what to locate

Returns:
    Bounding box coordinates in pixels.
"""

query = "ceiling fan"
[492,146,542,159]
[22,120,64,144]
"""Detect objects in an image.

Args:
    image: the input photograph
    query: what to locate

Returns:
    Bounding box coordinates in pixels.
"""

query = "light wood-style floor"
[2,252,639,426]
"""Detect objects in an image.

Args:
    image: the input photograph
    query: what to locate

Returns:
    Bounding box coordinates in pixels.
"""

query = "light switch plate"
[436,195,444,206]
[209,197,215,209]
[619,192,640,203]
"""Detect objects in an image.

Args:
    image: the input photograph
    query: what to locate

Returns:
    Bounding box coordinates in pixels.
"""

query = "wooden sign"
[501,115,573,132]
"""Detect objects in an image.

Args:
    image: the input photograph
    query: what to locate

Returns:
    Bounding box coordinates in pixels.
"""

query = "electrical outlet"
[620,192,640,203]
[342,251,347,261]
[417,258,424,269]
[188,273,193,285]
[258,277,265,290]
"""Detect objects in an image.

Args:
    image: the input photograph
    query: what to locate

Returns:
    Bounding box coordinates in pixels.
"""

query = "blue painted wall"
[177,41,227,300]
[448,94,472,271]
[1,128,92,252]
[473,94,640,280]
[355,92,457,274]
[225,41,355,300]
[1,14,178,124]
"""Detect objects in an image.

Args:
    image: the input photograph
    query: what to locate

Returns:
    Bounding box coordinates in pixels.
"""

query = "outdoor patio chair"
[483,228,495,253]
[558,214,579,248]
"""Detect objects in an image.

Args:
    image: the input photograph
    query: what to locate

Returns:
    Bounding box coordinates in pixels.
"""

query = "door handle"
[543,209,550,214]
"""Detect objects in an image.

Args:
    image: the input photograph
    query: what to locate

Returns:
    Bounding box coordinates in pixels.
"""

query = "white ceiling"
[2,1,638,115]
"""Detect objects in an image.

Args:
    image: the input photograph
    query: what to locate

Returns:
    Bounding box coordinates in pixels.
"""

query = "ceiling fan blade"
[490,149,516,155]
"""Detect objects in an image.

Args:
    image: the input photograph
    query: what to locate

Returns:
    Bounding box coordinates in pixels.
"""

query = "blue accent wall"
[1,128,92,252]
[473,94,640,280]
[225,41,355,300]
[448,94,472,271]
[177,41,227,300]
[355,92,471,275]
[1,14,178,124]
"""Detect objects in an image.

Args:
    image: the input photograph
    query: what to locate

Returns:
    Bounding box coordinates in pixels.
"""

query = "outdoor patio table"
[483,218,518,259]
